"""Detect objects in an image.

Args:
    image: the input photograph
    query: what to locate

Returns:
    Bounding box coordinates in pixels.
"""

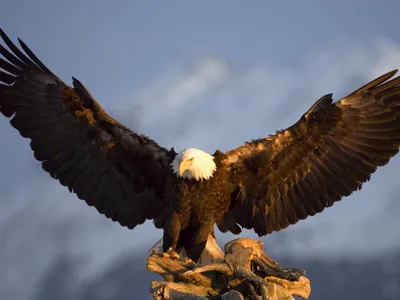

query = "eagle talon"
[184,257,194,264]
[183,257,196,269]
[163,249,180,260]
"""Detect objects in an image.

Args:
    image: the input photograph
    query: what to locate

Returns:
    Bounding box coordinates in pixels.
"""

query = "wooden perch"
[147,236,311,300]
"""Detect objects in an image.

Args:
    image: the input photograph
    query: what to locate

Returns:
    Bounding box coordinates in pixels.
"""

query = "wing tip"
[350,69,399,96]
[0,28,13,50]
[380,69,398,83]
[0,28,15,47]
[0,28,6,39]
[387,69,398,77]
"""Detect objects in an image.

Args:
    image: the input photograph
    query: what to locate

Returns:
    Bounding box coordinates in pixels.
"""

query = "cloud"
[119,56,230,142]
[2,35,400,299]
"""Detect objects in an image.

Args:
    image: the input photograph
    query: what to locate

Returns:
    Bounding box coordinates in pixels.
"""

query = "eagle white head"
[171,148,217,181]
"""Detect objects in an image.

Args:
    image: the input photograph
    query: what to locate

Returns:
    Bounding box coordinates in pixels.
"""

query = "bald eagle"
[1,29,400,262]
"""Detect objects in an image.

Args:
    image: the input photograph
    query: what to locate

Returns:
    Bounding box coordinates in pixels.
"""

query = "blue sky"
[2,1,400,299]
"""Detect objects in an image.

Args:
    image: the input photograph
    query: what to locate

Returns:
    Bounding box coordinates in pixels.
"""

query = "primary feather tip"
[171,148,216,181]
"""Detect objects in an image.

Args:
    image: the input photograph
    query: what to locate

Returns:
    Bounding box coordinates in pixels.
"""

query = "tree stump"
[147,237,311,299]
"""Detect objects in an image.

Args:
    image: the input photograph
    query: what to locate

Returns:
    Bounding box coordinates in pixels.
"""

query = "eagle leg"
[162,211,181,259]
[186,222,214,263]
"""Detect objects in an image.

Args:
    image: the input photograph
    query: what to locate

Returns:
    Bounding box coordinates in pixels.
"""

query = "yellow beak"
[179,161,188,176]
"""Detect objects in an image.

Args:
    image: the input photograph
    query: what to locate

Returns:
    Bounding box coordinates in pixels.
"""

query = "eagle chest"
[174,172,230,224]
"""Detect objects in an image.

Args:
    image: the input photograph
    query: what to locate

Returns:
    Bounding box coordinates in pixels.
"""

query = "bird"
[2,28,400,263]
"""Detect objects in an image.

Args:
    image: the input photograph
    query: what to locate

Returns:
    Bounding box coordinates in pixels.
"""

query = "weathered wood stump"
[147,236,311,299]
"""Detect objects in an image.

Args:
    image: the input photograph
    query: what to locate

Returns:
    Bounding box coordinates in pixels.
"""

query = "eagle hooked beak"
[179,160,189,176]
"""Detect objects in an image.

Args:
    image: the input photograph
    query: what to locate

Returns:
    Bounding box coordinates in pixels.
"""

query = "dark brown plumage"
[219,71,400,236]
[1,29,400,262]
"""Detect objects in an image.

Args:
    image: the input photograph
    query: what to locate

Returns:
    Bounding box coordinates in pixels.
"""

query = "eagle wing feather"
[0,29,175,229]
[219,70,400,236]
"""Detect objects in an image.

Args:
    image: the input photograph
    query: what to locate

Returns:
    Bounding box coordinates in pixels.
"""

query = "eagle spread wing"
[0,29,175,229]
[219,70,400,236]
